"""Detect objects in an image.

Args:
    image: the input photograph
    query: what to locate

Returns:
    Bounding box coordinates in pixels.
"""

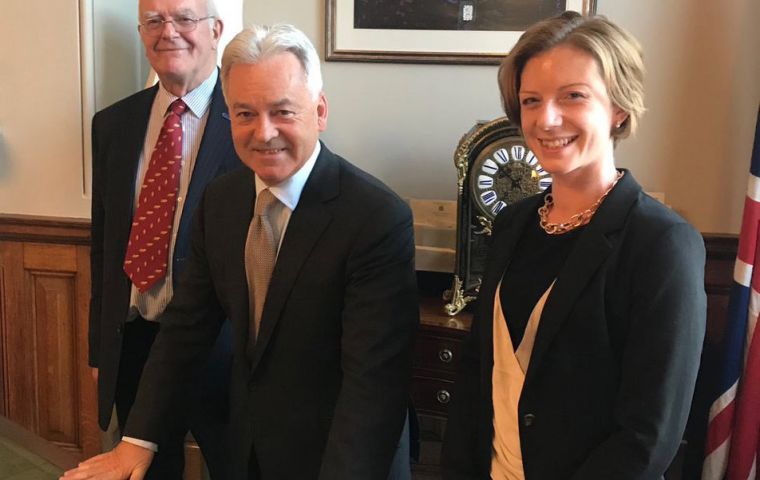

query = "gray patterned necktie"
[245,188,278,349]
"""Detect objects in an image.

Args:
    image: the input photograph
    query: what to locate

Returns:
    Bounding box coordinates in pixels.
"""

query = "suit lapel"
[179,78,235,239]
[479,196,540,324]
[525,170,642,380]
[248,146,339,372]
[479,195,542,375]
[489,199,540,279]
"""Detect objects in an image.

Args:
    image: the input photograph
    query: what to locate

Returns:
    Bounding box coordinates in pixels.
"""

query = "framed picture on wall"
[326,0,597,64]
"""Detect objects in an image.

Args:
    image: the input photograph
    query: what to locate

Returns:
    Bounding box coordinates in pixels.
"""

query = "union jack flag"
[703,107,760,480]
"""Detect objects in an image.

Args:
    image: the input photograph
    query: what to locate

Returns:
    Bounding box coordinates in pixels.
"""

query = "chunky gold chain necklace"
[538,171,624,235]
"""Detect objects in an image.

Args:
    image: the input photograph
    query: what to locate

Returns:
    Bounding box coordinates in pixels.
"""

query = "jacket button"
[436,389,451,405]
[116,325,123,335]
[523,414,535,426]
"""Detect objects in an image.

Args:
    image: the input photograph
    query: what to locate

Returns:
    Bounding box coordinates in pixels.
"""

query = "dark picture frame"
[326,0,597,65]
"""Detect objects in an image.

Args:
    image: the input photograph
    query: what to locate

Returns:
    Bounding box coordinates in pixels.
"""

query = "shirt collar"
[255,141,321,211]
[154,68,218,119]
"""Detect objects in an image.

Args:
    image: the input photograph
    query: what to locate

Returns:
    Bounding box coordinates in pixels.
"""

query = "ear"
[316,93,329,132]
[613,107,628,129]
[211,18,223,48]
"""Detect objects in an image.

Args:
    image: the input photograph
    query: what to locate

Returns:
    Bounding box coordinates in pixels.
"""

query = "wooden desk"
[412,296,471,477]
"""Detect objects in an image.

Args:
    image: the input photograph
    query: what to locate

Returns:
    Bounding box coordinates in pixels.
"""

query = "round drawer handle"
[436,389,451,405]
[438,348,454,363]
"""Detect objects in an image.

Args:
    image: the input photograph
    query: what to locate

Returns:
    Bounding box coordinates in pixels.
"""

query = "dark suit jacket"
[124,144,420,479]
[442,170,707,479]
[88,77,241,430]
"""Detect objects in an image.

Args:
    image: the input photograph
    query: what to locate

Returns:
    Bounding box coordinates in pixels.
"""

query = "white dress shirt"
[254,141,320,249]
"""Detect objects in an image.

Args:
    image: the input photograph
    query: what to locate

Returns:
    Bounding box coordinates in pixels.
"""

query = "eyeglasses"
[139,15,215,35]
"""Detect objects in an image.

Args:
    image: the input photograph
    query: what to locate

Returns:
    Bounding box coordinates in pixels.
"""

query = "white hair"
[206,0,218,17]
[221,24,323,100]
[138,0,219,24]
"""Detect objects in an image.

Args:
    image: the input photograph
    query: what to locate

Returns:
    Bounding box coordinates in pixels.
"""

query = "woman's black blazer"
[442,170,707,480]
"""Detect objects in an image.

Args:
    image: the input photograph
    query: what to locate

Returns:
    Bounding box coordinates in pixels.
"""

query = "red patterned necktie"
[123,99,188,292]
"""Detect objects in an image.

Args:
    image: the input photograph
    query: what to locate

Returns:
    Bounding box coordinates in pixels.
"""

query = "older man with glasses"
[84,0,240,477]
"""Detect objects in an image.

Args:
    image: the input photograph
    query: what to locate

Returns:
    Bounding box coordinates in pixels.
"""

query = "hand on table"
[60,441,153,480]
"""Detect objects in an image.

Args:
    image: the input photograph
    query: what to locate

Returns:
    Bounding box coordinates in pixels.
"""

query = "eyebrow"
[141,8,196,18]
[519,82,591,94]
[271,98,294,108]
[231,98,295,110]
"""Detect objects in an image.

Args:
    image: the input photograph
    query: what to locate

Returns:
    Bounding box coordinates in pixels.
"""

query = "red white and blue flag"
[703,108,760,480]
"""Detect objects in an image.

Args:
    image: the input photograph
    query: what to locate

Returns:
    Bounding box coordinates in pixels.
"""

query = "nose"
[536,101,562,130]
[253,115,277,144]
[159,19,180,39]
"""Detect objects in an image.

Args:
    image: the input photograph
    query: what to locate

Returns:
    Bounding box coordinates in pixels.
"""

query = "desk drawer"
[412,376,455,417]
[414,334,463,375]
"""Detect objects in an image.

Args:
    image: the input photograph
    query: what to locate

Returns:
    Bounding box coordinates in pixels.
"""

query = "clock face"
[469,136,552,220]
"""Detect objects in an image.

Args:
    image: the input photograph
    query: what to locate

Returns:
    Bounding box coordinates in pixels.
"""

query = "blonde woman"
[443,12,706,480]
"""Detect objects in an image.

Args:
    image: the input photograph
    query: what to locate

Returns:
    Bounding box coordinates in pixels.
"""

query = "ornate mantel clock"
[444,117,552,315]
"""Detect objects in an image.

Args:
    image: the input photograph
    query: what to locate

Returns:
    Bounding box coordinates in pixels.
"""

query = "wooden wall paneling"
[0,215,90,246]
[0,215,98,461]
[30,268,78,447]
[0,251,3,417]
[76,244,99,459]
[0,241,25,418]
[0,241,34,430]
[23,242,80,453]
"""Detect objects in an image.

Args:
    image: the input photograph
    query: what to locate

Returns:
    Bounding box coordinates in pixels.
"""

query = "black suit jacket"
[88,77,241,430]
[442,171,707,479]
[124,144,420,479]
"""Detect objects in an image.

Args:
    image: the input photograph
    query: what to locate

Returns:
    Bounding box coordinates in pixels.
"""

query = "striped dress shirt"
[128,69,218,321]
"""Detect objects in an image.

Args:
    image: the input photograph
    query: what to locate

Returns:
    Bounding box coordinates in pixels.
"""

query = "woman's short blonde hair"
[498,11,645,143]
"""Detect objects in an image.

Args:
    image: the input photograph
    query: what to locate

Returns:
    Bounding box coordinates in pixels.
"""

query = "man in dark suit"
[86,0,239,477]
[64,23,418,480]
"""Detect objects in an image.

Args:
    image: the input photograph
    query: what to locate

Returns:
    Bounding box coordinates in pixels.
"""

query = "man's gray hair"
[206,0,218,17]
[138,0,219,25]
[221,24,323,99]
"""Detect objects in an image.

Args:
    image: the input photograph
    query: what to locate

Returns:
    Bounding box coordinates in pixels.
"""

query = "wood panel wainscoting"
[0,214,208,478]
[0,214,98,461]
[0,214,738,479]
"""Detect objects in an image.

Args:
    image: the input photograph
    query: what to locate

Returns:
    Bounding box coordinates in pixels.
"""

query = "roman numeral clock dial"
[472,143,551,220]
[445,118,551,316]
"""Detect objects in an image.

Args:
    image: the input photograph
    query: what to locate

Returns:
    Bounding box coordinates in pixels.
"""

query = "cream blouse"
[490,281,554,479]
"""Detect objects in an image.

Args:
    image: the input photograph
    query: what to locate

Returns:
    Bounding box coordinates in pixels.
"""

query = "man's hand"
[60,441,153,480]
[91,367,98,383]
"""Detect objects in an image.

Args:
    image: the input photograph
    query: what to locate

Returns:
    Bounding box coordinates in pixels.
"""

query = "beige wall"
[246,0,760,234]
[93,2,146,111]
[0,0,757,233]
[607,0,760,235]
[0,0,89,218]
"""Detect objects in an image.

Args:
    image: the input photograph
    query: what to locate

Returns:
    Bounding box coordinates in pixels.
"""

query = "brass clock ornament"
[444,117,551,316]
